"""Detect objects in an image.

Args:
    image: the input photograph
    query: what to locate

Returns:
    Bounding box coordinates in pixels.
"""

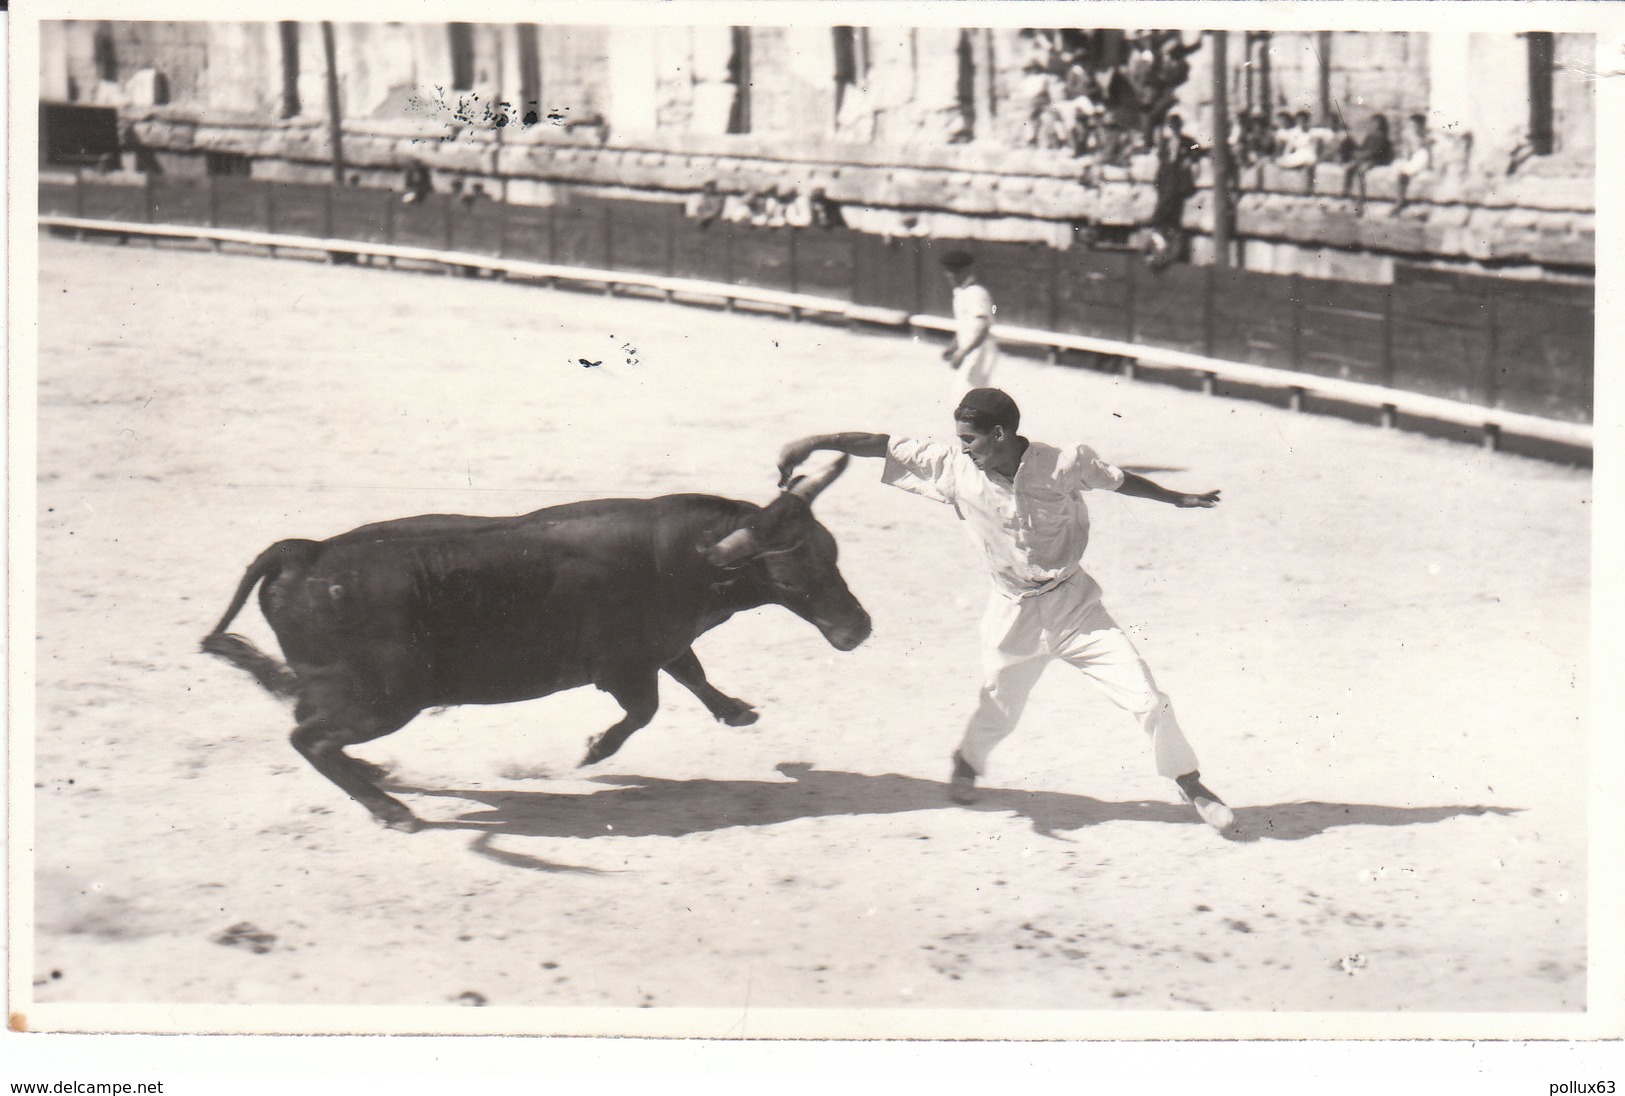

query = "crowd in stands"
[1016,28,1201,165]
[1230,108,1434,212]
[684,180,846,230]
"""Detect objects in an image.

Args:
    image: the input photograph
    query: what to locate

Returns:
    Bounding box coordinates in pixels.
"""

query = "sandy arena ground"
[19,232,1594,1030]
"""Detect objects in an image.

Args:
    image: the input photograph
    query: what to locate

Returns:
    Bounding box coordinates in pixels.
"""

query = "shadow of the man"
[391,762,1517,845]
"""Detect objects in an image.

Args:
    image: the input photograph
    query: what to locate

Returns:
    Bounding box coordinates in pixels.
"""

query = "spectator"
[1147,112,1203,268]
[809,188,846,229]
[1051,48,1101,154]
[685,179,725,229]
[1139,32,1201,146]
[1342,113,1394,214]
[721,189,755,224]
[1124,33,1159,140]
[1273,109,1322,191]
[401,160,432,204]
[1269,111,1295,157]
[939,251,1001,396]
[1249,112,1276,165]
[1229,110,1274,169]
[1392,112,1433,214]
[1276,110,1319,169]
[1308,115,1347,166]
[1090,62,1139,148]
[761,186,790,228]
[1019,57,1058,147]
[1227,110,1252,168]
[1095,117,1133,166]
[1326,116,1357,163]
[782,188,813,229]
[119,123,164,175]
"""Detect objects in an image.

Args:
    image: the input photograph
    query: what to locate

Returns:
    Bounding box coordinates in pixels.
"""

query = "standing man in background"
[1147,113,1204,269]
[941,251,1001,396]
[776,387,1236,833]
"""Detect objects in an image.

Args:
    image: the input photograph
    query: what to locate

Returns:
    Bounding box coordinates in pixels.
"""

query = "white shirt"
[952,283,1000,389]
[883,436,1126,600]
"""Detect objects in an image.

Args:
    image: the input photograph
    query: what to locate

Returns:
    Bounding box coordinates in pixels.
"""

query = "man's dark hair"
[940,250,975,273]
[954,387,1021,433]
[955,407,1008,434]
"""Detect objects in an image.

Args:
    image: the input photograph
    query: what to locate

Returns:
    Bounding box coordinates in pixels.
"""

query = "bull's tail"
[201,539,319,699]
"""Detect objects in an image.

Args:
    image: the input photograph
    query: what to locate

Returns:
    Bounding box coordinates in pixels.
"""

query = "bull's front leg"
[580,671,660,767]
[662,647,758,727]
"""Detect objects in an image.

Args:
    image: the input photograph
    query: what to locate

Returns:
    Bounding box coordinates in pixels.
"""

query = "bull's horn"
[786,454,850,505]
[701,526,760,567]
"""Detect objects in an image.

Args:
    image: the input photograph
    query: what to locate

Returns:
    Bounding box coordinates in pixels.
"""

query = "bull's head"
[700,456,872,651]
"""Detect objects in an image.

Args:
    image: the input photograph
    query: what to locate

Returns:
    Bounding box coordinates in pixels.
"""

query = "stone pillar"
[294,23,324,123]
[783,26,838,140]
[690,26,736,135]
[539,26,609,126]
[866,28,918,144]
[493,24,521,123]
[607,25,659,135]
[205,23,277,116]
[913,26,968,143]
[1552,33,1596,165]
[334,22,422,122]
[1464,33,1529,175]
[41,22,72,101]
[1427,30,1474,175]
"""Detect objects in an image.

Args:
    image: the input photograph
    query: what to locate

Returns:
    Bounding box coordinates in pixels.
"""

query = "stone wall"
[42,20,1596,281]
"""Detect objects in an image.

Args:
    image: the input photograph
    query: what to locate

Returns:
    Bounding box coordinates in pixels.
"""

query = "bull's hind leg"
[580,672,660,767]
[289,674,424,832]
[662,648,758,727]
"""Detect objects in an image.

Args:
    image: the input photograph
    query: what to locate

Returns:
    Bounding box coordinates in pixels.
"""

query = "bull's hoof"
[374,811,423,834]
[352,758,393,783]
[718,706,759,727]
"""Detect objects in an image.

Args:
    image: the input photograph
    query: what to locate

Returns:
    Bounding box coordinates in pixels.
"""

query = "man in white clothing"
[776,387,1235,832]
[940,252,1000,394]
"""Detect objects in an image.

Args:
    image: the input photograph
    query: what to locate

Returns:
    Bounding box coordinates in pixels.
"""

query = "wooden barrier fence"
[38,173,1594,452]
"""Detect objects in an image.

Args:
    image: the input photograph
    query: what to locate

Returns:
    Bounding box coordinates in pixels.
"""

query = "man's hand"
[941,343,959,365]
[775,432,893,489]
[1117,471,1222,508]
[777,438,820,488]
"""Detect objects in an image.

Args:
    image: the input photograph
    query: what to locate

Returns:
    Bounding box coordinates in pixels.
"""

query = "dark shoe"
[1175,771,1235,831]
[949,751,979,805]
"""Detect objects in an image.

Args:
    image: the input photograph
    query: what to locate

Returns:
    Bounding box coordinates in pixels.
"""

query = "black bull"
[202,458,870,832]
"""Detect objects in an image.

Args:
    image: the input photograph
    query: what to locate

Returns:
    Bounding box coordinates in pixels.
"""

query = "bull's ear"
[700,527,760,567]
[785,454,849,505]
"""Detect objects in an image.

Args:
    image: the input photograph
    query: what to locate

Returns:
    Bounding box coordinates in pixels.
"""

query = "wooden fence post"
[1381,282,1395,390]
[1286,272,1301,371]
[1202,264,1216,358]
[1124,252,1138,346]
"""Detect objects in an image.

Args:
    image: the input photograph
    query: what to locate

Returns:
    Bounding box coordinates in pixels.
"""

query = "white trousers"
[957,572,1200,780]
[946,345,999,404]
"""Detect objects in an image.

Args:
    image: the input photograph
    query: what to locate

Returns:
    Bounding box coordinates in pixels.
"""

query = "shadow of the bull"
[383,762,1518,857]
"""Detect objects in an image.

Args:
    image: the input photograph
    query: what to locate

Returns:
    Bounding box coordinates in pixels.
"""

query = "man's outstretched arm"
[778,432,891,487]
[1115,470,1221,509]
